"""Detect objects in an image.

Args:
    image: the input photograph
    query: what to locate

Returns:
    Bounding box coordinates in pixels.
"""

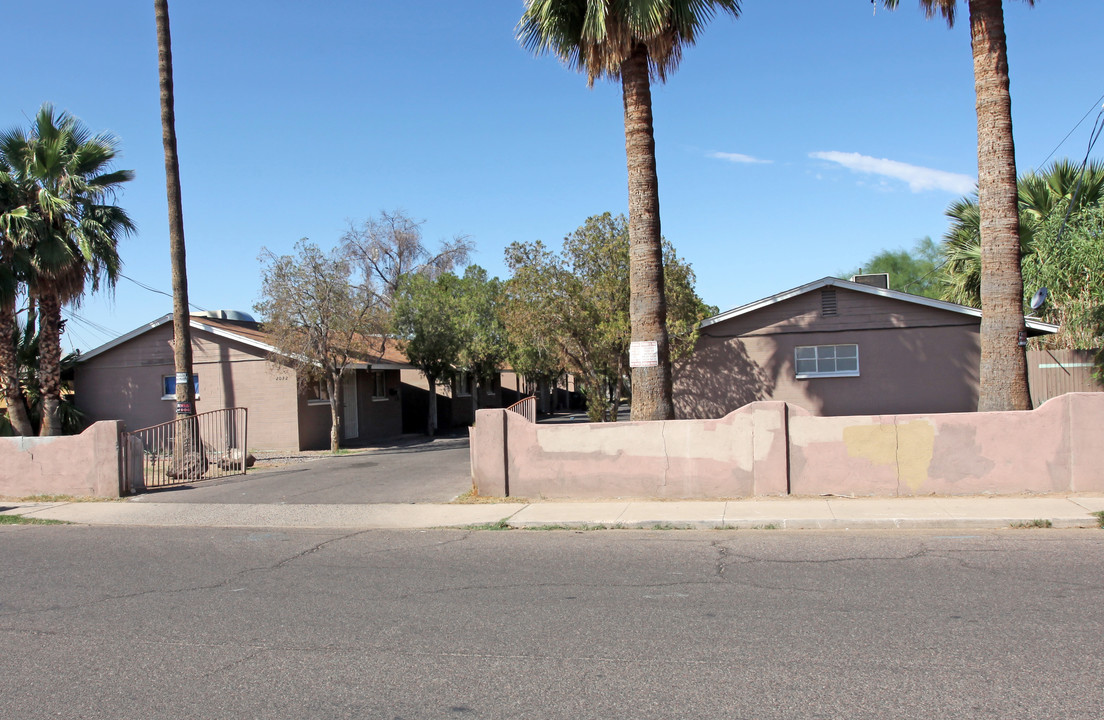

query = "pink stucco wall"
[473,402,790,499]
[471,394,1104,498]
[0,421,123,498]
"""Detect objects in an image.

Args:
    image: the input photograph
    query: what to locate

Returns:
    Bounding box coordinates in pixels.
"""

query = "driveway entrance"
[135,436,472,505]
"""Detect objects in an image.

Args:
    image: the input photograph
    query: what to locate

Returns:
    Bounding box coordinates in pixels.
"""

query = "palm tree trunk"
[0,301,34,436]
[621,43,673,422]
[155,0,196,422]
[969,0,1030,411]
[36,292,63,436]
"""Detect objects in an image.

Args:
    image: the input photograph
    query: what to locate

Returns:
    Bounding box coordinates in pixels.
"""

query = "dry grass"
[1,494,126,503]
[451,487,531,504]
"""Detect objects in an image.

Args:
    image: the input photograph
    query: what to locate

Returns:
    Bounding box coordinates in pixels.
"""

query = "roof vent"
[191,310,256,322]
[850,273,890,289]
[821,288,838,316]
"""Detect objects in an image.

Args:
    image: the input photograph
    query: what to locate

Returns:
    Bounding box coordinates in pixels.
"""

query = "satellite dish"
[1029,287,1048,311]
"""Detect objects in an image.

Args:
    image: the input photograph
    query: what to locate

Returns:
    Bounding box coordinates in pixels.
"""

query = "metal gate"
[505,396,536,423]
[122,407,248,492]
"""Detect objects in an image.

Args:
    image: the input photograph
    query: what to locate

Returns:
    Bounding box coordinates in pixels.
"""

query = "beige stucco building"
[73,312,410,451]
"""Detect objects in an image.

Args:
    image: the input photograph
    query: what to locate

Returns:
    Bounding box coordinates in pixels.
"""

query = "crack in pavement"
[0,530,457,619]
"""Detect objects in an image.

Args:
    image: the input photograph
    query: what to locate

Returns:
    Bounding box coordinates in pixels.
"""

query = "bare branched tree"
[341,209,472,314]
[255,240,375,452]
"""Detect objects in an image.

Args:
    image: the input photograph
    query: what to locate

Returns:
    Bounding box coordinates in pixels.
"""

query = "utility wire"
[61,308,121,353]
[119,272,207,312]
[905,98,1104,297]
[1050,107,1104,248]
[1036,91,1104,170]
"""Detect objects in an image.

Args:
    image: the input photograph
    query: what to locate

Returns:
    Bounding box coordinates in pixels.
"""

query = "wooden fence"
[1028,349,1100,408]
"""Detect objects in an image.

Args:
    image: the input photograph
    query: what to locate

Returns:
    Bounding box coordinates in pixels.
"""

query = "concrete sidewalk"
[3,495,1104,530]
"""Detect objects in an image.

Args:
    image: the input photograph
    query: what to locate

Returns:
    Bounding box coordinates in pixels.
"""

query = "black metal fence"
[122,407,248,492]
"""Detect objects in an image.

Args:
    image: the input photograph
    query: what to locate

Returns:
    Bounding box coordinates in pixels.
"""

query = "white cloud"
[809,150,974,194]
[707,151,772,165]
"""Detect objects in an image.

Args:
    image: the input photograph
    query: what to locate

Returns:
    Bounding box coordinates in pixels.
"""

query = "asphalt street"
[139,436,473,504]
[2,525,1102,719]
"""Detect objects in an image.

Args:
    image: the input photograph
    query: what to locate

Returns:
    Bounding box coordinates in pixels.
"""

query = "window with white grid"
[794,344,859,379]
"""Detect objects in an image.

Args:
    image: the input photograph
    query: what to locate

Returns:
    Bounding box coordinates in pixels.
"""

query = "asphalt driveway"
[135,436,472,505]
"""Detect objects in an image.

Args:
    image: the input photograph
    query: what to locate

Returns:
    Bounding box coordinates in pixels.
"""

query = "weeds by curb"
[1010,519,1053,529]
[0,515,69,526]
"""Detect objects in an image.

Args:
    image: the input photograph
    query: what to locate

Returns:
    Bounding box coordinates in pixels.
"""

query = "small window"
[307,380,331,406]
[371,371,388,400]
[456,371,473,397]
[162,374,199,400]
[795,344,859,379]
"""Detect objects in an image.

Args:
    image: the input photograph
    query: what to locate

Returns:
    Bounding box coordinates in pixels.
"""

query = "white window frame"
[794,344,860,379]
[371,370,388,401]
[162,374,199,400]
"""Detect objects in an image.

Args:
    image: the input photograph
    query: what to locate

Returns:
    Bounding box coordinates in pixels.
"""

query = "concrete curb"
[2,496,1101,531]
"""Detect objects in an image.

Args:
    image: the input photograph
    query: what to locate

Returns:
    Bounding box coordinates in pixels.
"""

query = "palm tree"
[883,0,1034,410]
[940,159,1104,307]
[0,104,134,435]
[517,0,740,421]
[0,158,35,435]
[155,0,197,423]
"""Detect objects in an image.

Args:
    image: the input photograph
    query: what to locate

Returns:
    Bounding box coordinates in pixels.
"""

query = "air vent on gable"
[821,288,838,316]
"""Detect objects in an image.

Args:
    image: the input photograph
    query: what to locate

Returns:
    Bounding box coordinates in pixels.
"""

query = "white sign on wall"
[629,341,659,368]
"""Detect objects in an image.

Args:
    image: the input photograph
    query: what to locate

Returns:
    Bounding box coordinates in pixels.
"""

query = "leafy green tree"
[454,265,510,414]
[517,0,741,422]
[255,240,375,452]
[391,272,465,436]
[504,213,713,422]
[882,0,1035,411]
[940,159,1104,307]
[1023,203,1104,350]
[500,243,569,414]
[844,237,943,299]
[0,104,134,435]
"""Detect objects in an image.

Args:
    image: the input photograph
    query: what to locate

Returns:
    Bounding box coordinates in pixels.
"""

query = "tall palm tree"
[518,0,740,421]
[0,158,35,435]
[883,0,1034,410]
[155,0,197,422]
[0,105,134,435]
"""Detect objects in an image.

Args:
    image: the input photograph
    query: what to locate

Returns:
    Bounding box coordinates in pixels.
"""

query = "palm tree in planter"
[882,0,1035,410]
[518,0,740,421]
[0,104,134,435]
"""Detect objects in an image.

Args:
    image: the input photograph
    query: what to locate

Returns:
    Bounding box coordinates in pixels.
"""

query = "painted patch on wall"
[843,421,935,491]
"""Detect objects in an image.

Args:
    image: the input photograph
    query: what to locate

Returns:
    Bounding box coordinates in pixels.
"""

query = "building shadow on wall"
[758,325,981,416]
[674,339,775,419]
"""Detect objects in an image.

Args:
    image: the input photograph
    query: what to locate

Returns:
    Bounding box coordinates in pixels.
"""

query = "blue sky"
[8,1,1103,353]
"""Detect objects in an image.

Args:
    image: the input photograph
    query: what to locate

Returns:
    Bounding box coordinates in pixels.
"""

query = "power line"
[119,272,207,312]
[1036,91,1104,169]
[61,308,120,353]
